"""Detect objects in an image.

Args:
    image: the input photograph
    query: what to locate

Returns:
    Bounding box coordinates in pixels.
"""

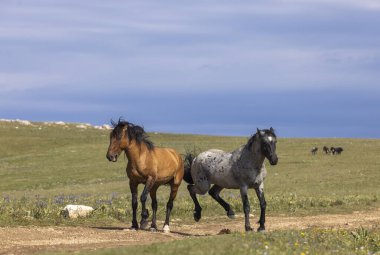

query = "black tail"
[183,153,195,184]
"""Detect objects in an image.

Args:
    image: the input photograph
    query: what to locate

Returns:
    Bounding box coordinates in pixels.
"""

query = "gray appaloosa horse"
[183,128,278,232]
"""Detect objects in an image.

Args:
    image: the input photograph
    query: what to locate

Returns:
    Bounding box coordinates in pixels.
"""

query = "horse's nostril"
[106,154,116,162]
[110,154,118,162]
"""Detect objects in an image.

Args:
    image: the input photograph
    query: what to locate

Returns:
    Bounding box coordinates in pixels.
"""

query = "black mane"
[246,128,276,150]
[246,134,257,150]
[111,118,154,151]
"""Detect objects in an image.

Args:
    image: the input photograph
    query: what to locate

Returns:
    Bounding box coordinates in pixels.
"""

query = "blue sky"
[0,0,379,138]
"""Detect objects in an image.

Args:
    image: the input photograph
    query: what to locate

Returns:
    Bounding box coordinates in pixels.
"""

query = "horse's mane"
[245,128,276,150]
[111,119,154,151]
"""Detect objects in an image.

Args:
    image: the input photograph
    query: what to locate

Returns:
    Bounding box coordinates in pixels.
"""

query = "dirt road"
[1,209,380,255]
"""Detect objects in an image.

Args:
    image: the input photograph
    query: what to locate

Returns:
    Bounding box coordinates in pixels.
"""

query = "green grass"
[2,120,380,254]
[1,120,380,226]
[45,227,380,255]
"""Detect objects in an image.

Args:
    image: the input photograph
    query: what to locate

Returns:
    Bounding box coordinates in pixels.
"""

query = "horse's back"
[192,149,239,190]
[191,146,266,191]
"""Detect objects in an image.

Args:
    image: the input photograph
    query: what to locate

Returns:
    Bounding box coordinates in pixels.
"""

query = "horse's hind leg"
[187,184,202,222]
[187,164,211,221]
[254,184,266,232]
[163,182,180,233]
[208,185,235,219]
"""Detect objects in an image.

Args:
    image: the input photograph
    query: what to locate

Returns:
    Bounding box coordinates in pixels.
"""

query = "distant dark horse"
[183,128,278,232]
[323,146,330,154]
[311,147,318,155]
[106,119,184,233]
[331,147,344,155]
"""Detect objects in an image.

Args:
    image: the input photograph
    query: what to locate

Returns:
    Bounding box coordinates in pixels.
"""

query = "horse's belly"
[156,169,178,184]
[209,169,238,189]
[211,178,240,189]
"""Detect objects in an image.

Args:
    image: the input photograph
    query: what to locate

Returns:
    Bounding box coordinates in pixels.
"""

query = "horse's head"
[106,119,130,162]
[106,119,154,162]
[257,127,278,165]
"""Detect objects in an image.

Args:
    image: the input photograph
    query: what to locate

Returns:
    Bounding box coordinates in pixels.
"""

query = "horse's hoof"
[227,212,235,219]
[150,227,157,232]
[245,226,253,232]
[163,224,170,233]
[131,223,139,230]
[193,211,201,222]
[257,227,266,233]
[140,220,149,230]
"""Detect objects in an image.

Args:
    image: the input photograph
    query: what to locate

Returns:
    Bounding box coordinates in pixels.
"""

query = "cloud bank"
[0,0,379,137]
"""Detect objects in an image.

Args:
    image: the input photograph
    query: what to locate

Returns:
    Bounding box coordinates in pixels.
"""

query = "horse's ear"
[270,127,274,132]
[257,128,265,137]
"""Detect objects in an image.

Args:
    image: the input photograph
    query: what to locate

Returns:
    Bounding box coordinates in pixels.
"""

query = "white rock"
[61,205,94,219]
[0,119,32,125]
[76,124,88,129]
[15,119,32,125]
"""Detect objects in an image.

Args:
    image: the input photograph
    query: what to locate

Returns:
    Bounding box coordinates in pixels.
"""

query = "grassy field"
[1,120,380,254]
[47,228,380,255]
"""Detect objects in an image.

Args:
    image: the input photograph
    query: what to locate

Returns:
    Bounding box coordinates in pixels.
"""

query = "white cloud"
[0,0,379,94]
[0,72,63,92]
[0,0,378,137]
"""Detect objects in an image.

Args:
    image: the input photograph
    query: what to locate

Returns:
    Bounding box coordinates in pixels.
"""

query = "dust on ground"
[1,209,380,255]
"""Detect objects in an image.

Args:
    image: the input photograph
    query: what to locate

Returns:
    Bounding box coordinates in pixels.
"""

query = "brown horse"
[106,119,184,233]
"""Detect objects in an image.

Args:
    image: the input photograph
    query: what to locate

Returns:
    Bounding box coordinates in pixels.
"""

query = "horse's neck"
[239,141,265,170]
[125,141,149,166]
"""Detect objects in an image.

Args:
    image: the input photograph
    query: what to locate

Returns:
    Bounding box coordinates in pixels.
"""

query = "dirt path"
[1,209,380,255]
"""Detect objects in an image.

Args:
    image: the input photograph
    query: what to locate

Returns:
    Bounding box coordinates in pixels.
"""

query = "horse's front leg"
[149,186,158,231]
[240,186,253,231]
[255,183,266,232]
[129,181,139,230]
[140,176,155,230]
[187,184,202,222]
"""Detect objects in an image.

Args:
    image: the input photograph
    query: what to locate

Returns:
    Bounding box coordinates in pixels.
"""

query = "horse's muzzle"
[106,153,118,162]
[269,155,278,165]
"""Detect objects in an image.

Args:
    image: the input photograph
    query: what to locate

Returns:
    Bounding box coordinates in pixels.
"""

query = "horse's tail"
[183,153,195,184]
